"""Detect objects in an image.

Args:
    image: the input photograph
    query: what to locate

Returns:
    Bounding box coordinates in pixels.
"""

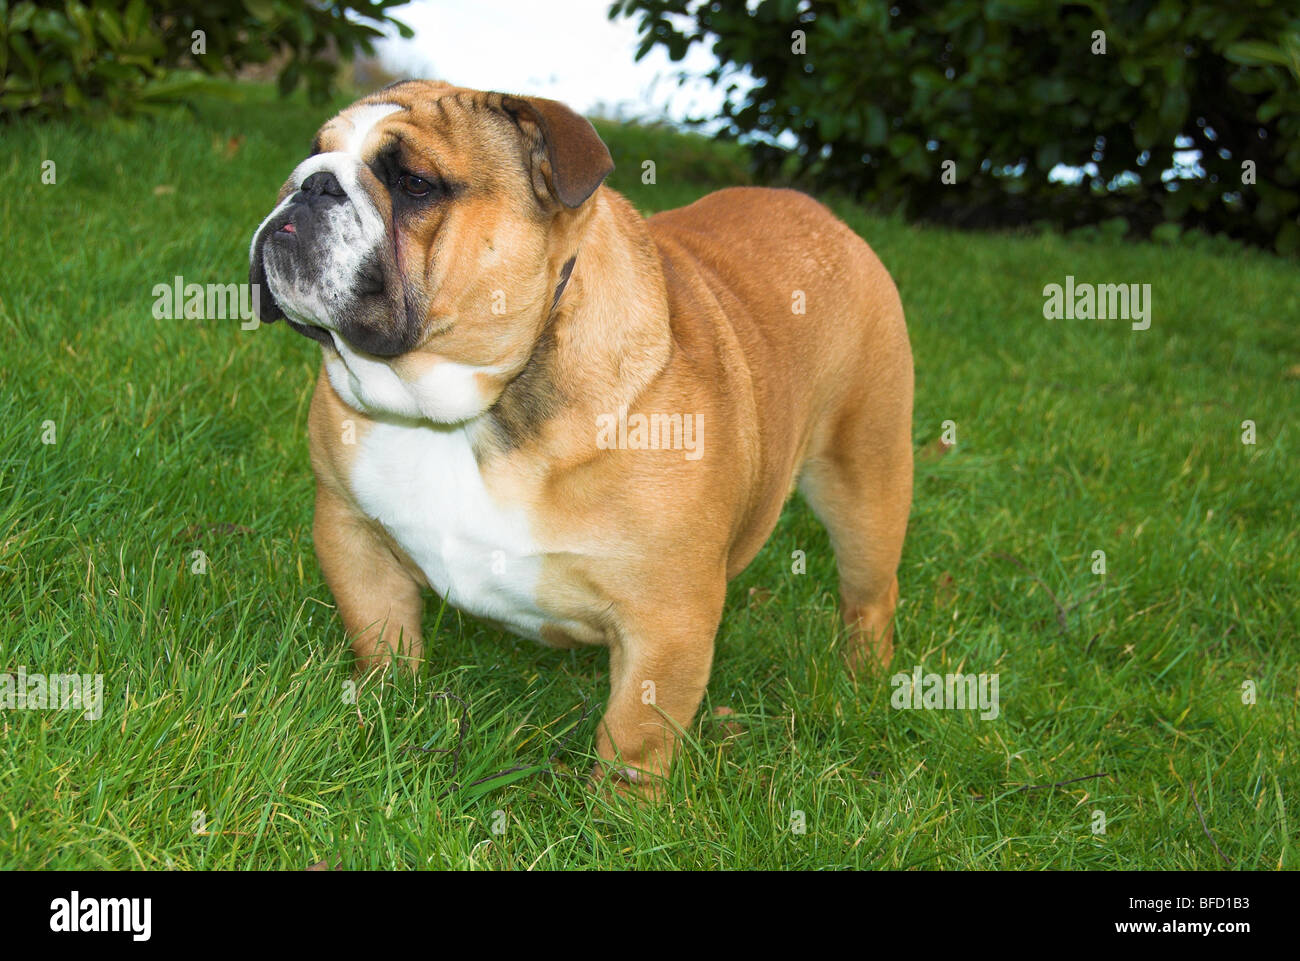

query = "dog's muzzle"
[249,170,355,345]
[277,172,350,343]
[249,161,411,356]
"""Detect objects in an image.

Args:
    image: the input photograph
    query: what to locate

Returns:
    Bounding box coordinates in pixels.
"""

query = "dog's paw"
[586,761,665,803]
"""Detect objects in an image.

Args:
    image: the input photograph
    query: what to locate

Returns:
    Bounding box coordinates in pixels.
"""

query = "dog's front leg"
[313,482,424,675]
[594,588,724,794]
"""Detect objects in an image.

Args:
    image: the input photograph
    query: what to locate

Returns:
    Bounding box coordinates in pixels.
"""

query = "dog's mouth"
[249,234,390,353]
[249,215,289,326]
[250,193,404,354]
[287,318,335,347]
[283,259,387,348]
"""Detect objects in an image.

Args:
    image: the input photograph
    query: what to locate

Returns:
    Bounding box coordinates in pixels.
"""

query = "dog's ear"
[501,95,613,209]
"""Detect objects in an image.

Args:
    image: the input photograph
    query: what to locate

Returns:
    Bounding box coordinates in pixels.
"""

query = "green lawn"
[0,84,1295,870]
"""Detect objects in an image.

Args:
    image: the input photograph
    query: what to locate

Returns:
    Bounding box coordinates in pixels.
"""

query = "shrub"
[1,0,412,117]
[611,0,1300,254]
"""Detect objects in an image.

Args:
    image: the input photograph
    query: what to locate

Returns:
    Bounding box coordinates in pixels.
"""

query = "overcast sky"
[375,0,736,122]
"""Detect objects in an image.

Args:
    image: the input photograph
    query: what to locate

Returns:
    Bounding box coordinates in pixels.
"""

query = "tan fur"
[291,83,913,791]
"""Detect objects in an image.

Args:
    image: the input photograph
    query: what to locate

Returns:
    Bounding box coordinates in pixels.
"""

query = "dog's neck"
[486,187,673,455]
[559,189,673,408]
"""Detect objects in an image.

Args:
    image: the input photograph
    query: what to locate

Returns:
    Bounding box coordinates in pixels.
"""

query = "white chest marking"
[351,419,549,639]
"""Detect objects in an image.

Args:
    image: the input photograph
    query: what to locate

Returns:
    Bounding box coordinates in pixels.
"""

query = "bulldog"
[249,81,913,790]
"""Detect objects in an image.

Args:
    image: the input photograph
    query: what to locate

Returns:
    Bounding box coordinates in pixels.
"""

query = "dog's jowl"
[249,81,914,791]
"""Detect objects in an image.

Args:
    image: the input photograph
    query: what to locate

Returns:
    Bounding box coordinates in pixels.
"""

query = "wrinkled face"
[249,81,611,423]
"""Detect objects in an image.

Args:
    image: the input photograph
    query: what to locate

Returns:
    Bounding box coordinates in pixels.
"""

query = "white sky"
[375,0,736,123]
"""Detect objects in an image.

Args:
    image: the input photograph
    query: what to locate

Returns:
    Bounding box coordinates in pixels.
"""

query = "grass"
[0,83,1295,870]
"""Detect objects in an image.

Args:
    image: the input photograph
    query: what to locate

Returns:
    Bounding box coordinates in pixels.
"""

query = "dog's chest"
[348,420,548,639]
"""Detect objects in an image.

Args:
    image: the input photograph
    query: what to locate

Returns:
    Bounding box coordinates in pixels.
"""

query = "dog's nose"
[299,171,346,199]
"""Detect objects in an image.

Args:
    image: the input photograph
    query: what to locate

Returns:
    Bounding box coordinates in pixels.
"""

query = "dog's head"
[248,81,612,422]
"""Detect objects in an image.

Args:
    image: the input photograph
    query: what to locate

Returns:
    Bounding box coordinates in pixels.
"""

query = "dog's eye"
[397,173,433,198]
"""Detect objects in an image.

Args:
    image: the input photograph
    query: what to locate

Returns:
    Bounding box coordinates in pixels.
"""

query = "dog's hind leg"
[797,373,913,673]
